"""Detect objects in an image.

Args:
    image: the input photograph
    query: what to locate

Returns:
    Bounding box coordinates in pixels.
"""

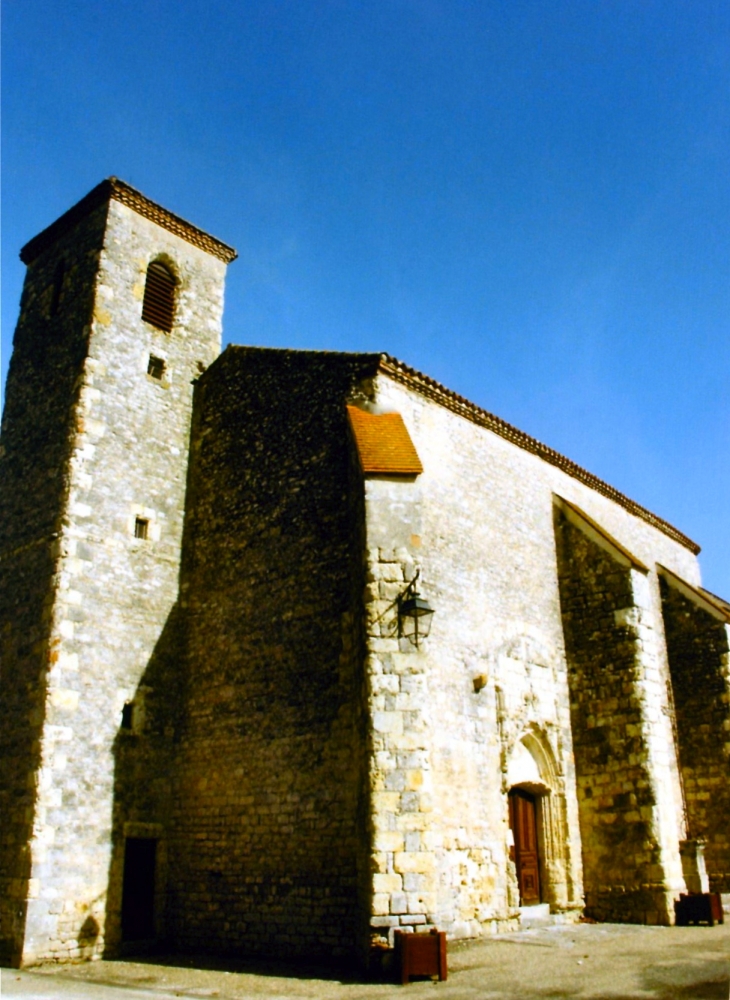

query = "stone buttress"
[163,347,380,961]
[554,500,688,923]
[658,568,730,893]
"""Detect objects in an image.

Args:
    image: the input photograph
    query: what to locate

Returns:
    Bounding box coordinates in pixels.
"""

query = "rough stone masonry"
[1,179,728,969]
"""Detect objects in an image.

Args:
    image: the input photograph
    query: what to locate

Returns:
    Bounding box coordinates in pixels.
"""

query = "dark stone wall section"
[0,207,107,966]
[554,510,664,922]
[660,579,730,891]
[163,347,379,959]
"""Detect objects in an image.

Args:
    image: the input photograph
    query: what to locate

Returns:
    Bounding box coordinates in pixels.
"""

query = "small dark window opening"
[50,260,66,316]
[134,517,149,540]
[141,261,176,332]
[121,702,134,729]
[147,355,165,380]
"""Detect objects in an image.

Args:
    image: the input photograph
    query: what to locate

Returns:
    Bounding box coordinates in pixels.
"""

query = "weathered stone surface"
[554,512,685,924]
[660,577,730,891]
[2,180,727,970]
[160,348,380,960]
[1,189,228,965]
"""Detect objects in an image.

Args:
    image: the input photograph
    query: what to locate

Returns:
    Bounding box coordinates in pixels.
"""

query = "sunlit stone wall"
[0,192,227,965]
[361,370,695,942]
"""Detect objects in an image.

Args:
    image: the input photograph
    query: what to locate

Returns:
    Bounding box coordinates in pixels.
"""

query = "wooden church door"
[509,789,541,905]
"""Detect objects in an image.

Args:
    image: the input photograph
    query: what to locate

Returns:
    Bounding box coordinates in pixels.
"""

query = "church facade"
[1,180,728,967]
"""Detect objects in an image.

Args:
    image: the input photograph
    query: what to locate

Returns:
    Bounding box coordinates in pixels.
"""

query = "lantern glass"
[398,591,435,647]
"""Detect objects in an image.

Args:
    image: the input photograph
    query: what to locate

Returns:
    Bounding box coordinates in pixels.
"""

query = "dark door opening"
[121,837,157,941]
[509,789,541,905]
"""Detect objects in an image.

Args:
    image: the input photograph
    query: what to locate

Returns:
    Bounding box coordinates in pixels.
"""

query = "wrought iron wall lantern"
[397,570,435,648]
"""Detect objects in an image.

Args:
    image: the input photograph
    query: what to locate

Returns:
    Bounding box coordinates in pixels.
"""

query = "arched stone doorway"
[509,787,541,904]
[505,731,569,911]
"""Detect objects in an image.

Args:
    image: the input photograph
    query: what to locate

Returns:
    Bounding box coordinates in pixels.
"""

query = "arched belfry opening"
[506,731,570,911]
[142,259,177,332]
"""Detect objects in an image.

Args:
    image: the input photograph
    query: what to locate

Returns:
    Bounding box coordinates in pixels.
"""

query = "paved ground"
[2,923,728,1000]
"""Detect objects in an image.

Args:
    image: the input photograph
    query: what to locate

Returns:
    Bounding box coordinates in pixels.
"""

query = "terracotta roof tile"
[347,406,423,476]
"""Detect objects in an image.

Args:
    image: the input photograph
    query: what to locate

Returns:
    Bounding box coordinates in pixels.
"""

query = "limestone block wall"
[0,204,108,966]
[362,375,584,946]
[163,348,380,960]
[660,579,730,890]
[81,203,227,960]
[363,367,696,936]
[363,537,444,945]
[554,513,685,922]
[0,193,228,965]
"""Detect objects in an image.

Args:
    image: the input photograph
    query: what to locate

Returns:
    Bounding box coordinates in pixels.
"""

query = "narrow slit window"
[141,261,176,332]
[121,702,134,730]
[134,517,149,540]
[147,355,165,380]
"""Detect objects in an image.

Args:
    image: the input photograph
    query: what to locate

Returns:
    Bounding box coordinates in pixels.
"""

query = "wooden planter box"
[394,929,447,985]
[675,893,724,926]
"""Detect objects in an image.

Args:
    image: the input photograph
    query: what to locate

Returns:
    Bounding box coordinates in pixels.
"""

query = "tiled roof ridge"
[378,353,700,555]
[20,178,237,265]
[223,344,381,362]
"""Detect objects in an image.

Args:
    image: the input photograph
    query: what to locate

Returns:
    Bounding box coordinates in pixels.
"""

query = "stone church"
[1,179,728,968]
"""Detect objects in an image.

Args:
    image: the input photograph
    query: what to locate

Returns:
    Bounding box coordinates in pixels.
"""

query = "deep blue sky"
[3,0,729,595]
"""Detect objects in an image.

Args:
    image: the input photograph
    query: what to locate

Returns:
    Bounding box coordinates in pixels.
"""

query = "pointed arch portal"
[509,788,541,904]
[506,730,570,910]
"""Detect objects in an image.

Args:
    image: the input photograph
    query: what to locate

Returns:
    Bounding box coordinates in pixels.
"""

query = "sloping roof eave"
[377,353,700,556]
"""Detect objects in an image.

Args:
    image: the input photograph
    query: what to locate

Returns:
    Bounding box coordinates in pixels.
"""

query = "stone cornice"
[555,496,649,571]
[378,353,701,555]
[20,178,238,265]
[658,565,730,622]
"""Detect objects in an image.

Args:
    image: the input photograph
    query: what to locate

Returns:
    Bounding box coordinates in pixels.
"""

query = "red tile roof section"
[347,406,424,476]
[377,354,700,555]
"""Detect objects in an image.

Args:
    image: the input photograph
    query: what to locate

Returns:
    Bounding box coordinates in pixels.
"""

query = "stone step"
[519,903,552,926]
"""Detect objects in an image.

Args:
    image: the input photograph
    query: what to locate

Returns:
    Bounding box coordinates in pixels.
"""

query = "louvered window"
[141,261,176,332]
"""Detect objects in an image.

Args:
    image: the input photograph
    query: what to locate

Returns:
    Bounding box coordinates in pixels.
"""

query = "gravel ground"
[3,922,728,1000]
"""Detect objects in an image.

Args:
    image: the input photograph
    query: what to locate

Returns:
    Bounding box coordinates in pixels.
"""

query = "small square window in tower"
[147,355,165,380]
[134,517,149,540]
[141,261,176,332]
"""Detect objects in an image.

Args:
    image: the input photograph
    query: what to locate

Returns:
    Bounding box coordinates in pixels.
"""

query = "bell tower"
[0,179,236,965]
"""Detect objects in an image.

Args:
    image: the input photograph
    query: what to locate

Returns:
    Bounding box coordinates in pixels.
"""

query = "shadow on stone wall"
[105,600,189,957]
[660,577,730,892]
[105,350,377,965]
[554,507,667,923]
[0,543,57,967]
[0,201,106,968]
